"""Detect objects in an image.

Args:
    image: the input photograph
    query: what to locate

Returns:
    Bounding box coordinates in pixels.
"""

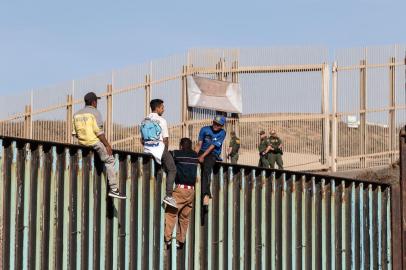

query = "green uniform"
[228,136,240,164]
[268,135,284,169]
[258,138,271,168]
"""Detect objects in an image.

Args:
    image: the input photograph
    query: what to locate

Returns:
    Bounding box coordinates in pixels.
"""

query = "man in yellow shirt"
[72,92,126,199]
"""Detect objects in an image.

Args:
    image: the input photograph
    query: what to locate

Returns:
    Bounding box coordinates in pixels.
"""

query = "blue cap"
[213,115,226,126]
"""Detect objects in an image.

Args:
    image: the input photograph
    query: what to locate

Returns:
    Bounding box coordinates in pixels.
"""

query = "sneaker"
[176,241,184,249]
[108,188,126,199]
[165,240,172,249]
[163,196,177,208]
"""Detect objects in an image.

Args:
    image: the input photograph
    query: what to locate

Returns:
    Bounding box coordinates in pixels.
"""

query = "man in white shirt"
[142,99,177,208]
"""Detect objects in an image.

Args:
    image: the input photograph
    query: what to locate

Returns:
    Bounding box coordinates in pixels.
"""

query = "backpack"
[140,117,162,141]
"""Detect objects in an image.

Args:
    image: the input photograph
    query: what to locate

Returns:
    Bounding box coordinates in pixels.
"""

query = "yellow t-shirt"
[72,106,104,146]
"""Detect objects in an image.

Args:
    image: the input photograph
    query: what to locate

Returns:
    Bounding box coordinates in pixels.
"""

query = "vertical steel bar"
[271,173,276,270]
[281,173,287,270]
[0,140,9,270]
[377,186,382,269]
[28,144,38,269]
[219,166,225,269]
[14,142,25,270]
[250,169,256,270]
[62,150,70,270]
[22,144,31,269]
[207,172,213,270]
[87,153,95,270]
[34,146,45,270]
[194,165,201,270]
[350,182,356,270]
[368,184,373,270]
[321,179,327,270]
[291,175,297,270]
[239,169,245,270]
[41,146,52,270]
[9,144,17,269]
[300,176,306,270]
[100,162,107,270]
[228,166,234,270]
[71,152,79,269]
[93,153,101,270]
[261,170,266,270]
[171,214,177,270]
[386,188,392,270]
[136,157,143,270]
[311,177,316,270]
[159,170,166,270]
[148,160,155,269]
[359,183,365,270]
[125,157,132,270]
[341,181,346,270]
[331,180,336,270]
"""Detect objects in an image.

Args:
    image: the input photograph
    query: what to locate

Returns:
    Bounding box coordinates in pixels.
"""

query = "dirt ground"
[319,161,400,184]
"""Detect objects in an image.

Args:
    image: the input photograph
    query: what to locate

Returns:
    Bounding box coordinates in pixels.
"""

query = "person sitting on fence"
[141,99,178,208]
[164,138,198,249]
[72,92,126,199]
[258,130,272,168]
[195,116,227,209]
[268,129,284,169]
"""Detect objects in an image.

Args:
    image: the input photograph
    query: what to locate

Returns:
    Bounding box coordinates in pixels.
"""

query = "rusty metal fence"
[0,46,405,172]
[0,136,396,269]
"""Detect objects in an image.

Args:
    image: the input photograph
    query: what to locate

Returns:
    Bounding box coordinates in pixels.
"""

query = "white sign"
[347,115,359,128]
[187,76,243,113]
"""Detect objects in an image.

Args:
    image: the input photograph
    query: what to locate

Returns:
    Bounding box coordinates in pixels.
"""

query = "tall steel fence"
[0,136,396,269]
[0,46,405,171]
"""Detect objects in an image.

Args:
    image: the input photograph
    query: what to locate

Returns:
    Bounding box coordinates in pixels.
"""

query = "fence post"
[231,60,241,144]
[389,57,396,164]
[393,127,406,269]
[106,84,113,142]
[360,59,367,168]
[181,65,189,138]
[144,74,151,116]
[66,94,73,143]
[331,62,338,172]
[321,63,330,167]
[24,105,32,139]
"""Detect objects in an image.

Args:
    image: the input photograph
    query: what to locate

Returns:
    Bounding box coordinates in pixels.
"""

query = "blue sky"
[0,0,405,94]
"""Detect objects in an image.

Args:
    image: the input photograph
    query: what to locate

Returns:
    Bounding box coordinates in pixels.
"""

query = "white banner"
[187,76,243,113]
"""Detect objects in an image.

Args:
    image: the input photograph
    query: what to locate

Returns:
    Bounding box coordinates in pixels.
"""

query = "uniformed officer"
[268,129,284,169]
[258,130,272,168]
[227,131,240,164]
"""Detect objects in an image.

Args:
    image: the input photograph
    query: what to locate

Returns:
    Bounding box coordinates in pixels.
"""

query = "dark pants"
[200,152,217,198]
[269,153,284,169]
[161,148,177,196]
[230,154,239,164]
[258,155,270,168]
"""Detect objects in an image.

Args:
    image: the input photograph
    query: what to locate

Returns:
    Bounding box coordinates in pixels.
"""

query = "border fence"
[0,45,405,172]
[0,135,399,269]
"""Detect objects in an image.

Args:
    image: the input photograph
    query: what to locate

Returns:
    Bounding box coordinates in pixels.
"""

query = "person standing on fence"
[164,138,198,249]
[141,99,178,208]
[195,116,226,208]
[72,92,126,199]
[268,129,284,169]
[258,130,272,168]
[227,131,240,164]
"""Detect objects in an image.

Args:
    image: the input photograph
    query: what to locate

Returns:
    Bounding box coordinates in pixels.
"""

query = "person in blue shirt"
[195,115,227,207]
